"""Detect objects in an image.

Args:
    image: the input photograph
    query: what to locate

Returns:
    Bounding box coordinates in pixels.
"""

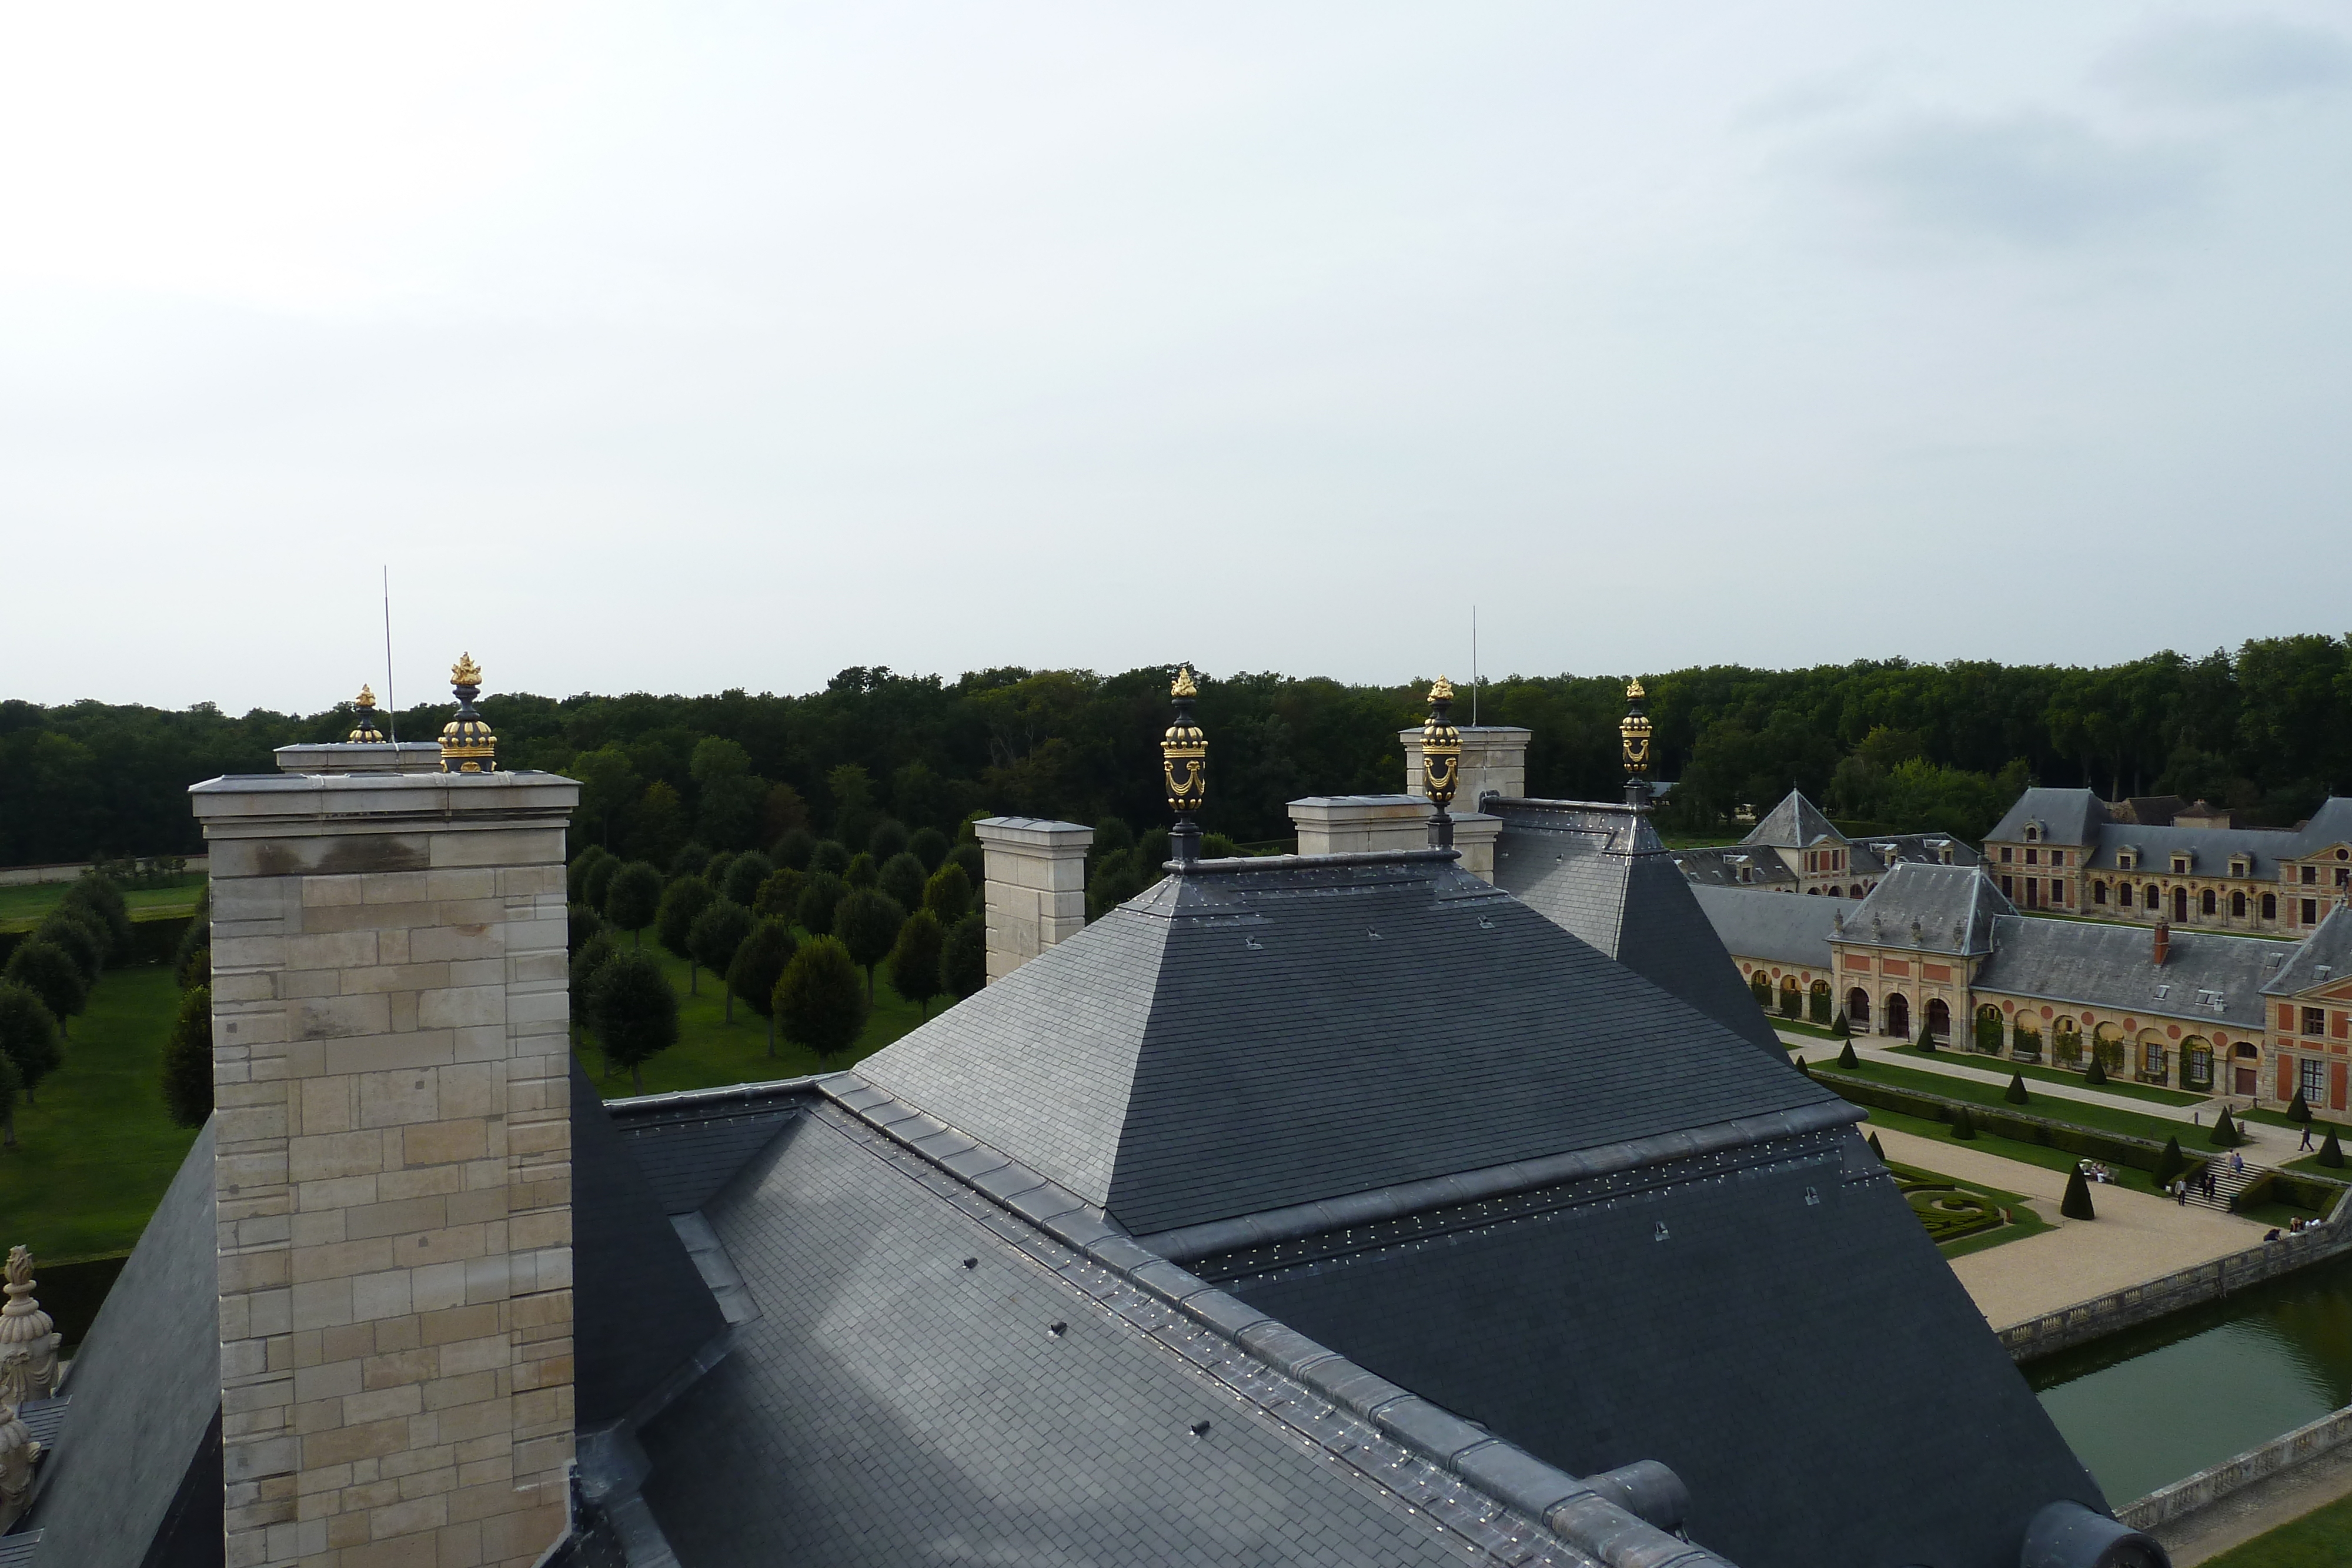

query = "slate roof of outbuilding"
[2082,822,2300,880]
[1973,918,2282,1029]
[2262,903,2352,997]
[1986,788,2112,847]
[1845,862,2016,957]
[1487,798,1785,1055]
[856,851,1839,1236]
[1688,884,1843,970]
[1738,790,1841,850]
[2293,798,2352,854]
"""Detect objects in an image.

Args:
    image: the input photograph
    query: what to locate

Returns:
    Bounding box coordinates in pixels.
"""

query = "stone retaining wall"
[2119,1402,2352,1530]
[2001,1185,2352,1363]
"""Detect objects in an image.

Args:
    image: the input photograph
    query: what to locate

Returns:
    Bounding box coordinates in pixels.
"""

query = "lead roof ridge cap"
[1134,1099,1861,1263]
[1167,848,1462,874]
[604,1075,827,1113]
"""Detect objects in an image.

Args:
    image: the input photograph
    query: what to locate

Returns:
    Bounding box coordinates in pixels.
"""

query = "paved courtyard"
[1870,1126,2274,1332]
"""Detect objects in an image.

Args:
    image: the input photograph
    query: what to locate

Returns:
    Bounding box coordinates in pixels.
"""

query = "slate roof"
[29,1125,222,1568]
[568,1057,731,1429]
[2082,822,2298,880]
[630,1097,1666,1568]
[1986,788,2112,847]
[1673,846,1798,890]
[1739,790,1840,850]
[2262,903,2352,997]
[1845,862,2015,957]
[2295,798,2352,854]
[856,850,1838,1236]
[1218,1121,2106,1568]
[1688,884,1843,969]
[1973,918,2280,1030]
[1486,798,1785,1055]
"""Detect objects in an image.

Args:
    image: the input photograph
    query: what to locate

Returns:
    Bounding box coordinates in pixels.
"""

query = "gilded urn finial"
[346,683,385,744]
[1620,678,1653,806]
[439,654,497,774]
[1162,664,1207,864]
[1422,677,1462,850]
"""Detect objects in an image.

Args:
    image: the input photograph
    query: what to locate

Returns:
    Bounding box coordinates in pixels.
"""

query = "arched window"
[2146,884,2161,912]
[2263,893,2277,921]
[1885,992,1910,1039]
[1750,970,1772,1008]
[2093,881,2109,905]
[2231,890,2246,918]
[2118,882,2134,908]
[2201,888,2217,917]
[1809,979,1832,1024]
[2139,1031,2168,1084]
[2093,1021,2126,1075]
[2184,1038,2213,1090]
[2053,1017,2082,1067]
[1976,1005,2004,1052]
[1849,884,1863,898]
[2173,887,2190,921]
[1779,975,1802,1019]
[1926,997,1951,1038]
[1848,988,1871,1027]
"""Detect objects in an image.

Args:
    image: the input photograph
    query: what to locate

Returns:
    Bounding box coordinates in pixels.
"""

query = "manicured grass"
[1887,1045,2205,1107]
[1848,1102,2179,1196]
[0,874,206,932]
[1886,1159,2053,1258]
[2204,1484,2352,1567]
[0,963,199,1262]
[1769,1015,1845,1042]
[1822,1057,2197,1146]
[573,936,954,1098]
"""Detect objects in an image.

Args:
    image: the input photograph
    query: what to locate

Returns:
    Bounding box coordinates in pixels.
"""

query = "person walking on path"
[2174,1179,2188,1206]
[2302,1125,2314,1152]
[2232,1149,2247,1174]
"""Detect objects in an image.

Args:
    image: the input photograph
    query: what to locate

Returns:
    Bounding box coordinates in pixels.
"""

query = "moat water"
[2028,1249,2352,1505]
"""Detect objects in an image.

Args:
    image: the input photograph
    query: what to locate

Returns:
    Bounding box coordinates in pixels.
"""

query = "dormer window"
[2119,848,2138,871]
[2024,824,2040,843]
[2172,854,2191,875]
[2230,856,2250,877]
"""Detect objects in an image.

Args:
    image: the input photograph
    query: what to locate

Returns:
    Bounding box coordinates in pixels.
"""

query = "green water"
[2029,1251,2352,1505]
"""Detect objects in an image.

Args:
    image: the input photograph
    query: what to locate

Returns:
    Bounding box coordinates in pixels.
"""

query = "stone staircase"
[2180,1155,2263,1213]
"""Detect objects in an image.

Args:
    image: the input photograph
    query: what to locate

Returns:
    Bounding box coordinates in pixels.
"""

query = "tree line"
[5,634,2348,866]
[564,825,990,1090]
[0,873,138,1145]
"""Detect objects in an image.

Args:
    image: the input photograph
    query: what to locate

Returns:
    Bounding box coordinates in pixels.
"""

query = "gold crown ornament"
[439,653,497,773]
[1162,665,1207,817]
[346,684,385,743]
[1619,678,1652,780]
[1421,677,1462,813]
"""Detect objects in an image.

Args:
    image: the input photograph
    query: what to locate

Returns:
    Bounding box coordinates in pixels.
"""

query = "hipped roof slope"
[860,851,1836,1237]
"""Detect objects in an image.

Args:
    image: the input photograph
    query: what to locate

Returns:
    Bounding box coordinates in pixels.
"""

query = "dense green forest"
[3,634,2346,868]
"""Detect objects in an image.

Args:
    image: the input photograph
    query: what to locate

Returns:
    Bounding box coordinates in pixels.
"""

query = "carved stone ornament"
[0,1247,58,1403]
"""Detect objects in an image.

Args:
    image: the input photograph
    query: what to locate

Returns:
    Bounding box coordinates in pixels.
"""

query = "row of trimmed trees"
[564,834,989,1091]
[0,874,133,1146]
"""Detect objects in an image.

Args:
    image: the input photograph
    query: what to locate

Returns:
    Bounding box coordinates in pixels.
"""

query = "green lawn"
[0,874,206,933]
[0,963,199,1262]
[1886,1159,2053,1259]
[1852,1102,2180,1196]
[1822,1058,2201,1146]
[1769,1015,1845,1042]
[1886,1045,2206,1107]
[2205,1486,2352,1567]
[573,937,952,1098]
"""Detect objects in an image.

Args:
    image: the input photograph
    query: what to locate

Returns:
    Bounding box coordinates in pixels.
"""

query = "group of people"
[2170,1167,2219,1205]
[2077,1160,2117,1185]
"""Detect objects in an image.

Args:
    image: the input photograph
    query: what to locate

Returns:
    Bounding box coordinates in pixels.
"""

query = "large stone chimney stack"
[973,817,1093,984]
[191,762,579,1568]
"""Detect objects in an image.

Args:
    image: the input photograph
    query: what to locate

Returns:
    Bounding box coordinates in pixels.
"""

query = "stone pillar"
[1288,797,1432,857]
[974,817,1092,984]
[1397,725,1531,812]
[191,770,579,1568]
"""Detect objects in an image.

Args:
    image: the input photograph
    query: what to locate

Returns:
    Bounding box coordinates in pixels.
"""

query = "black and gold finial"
[439,653,497,774]
[1422,676,1461,850]
[1162,664,1207,863]
[346,684,385,744]
[1621,678,1652,805]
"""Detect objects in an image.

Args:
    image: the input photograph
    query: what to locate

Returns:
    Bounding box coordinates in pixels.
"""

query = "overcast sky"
[4,3,2348,713]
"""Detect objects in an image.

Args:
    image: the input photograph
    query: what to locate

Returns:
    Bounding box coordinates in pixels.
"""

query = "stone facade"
[974,817,1092,984]
[191,767,579,1568]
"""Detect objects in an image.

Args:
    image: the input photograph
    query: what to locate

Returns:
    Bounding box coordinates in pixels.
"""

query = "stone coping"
[2120,1401,2352,1530]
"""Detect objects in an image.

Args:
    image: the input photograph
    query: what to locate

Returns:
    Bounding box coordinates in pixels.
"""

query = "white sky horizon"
[3,2,2347,713]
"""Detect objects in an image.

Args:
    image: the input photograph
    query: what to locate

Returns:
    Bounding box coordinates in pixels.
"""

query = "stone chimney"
[191,762,579,1568]
[1398,724,1529,815]
[2154,919,2170,967]
[1289,796,1432,857]
[974,817,1093,984]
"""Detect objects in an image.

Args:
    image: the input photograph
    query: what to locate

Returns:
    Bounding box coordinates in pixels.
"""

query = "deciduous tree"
[4,940,86,1036]
[797,872,848,937]
[923,863,972,925]
[943,912,985,1000]
[834,890,906,1000]
[603,862,663,945]
[880,852,927,914]
[657,877,716,968]
[592,948,679,1094]
[722,851,773,908]
[159,984,212,1129]
[775,938,867,1059]
[889,911,944,1018]
[728,919,798,1055]
[689,900,755,1018]
[0,983,64,1112]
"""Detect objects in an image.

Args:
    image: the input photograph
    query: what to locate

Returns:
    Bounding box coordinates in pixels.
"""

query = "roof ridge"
[812,1071,1733,1568]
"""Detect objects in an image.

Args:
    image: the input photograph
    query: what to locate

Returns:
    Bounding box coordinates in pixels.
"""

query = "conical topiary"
[1917,1021,1936,1054]
[2323,1126,2344,1169]
[1795,1054,1809,1076]
[1838,1040,1859,1070]
[2005,1072,2029,1105]
[1949,1105,1976,1141]
[2210,1106,2241,1148]
[2156,1135,2184,1185]
[2061,1166,2096,1221]
[1869,1131,1886,1161]
[2289,1090,2313,1125]
[1832,1009,1851,1041]
[2084,1056,2108,1086]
